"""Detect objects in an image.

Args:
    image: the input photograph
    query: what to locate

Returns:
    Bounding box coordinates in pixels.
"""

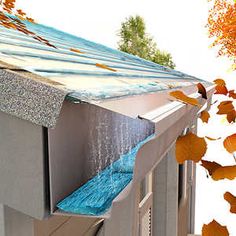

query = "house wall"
[152,147,178,236]
[0,111,48,219]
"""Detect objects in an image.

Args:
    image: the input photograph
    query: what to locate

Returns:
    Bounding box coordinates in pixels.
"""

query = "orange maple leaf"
[217,101,234,115]
[228,90,236,99]
[214,85,228,95]
[202,220,229,236]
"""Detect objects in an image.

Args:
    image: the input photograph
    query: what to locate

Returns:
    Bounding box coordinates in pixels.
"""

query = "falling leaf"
[228,90,236,99]
[201,160,222,176]
[227,110,236,123]
[205,136,221,141]
[200,110,210,123]
[217,101,234,115]
[70,48,85,54]
[223,133,236,153]
[197,83,207,99]
[176,132,207,164]
[201,160,236,181]
[214,78,226,86]
[212,165,236,180]
[224,191,236,214]
[95,63,117,72]
[169,90,201,107]
[214,79,228,95]
[202,220,229,236]
[215,85,228,95]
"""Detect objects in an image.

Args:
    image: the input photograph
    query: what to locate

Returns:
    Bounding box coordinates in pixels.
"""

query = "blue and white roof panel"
[0,19,210,102]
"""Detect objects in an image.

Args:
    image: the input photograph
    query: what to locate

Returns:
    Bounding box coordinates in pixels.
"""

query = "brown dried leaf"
[217,101,234,115]
[169,90,201,107]
[202,220,229,236]
[223,133,236,153]
[197,82,207,99]
[227,110,236,123]
[205,136,221,141]
[176,132,207,164]
[201,160,222,176]
[200,110,210,123]
[228,90,236,99]
[215,85,228,95]
[224,191,236,214]
[95,63,117,72]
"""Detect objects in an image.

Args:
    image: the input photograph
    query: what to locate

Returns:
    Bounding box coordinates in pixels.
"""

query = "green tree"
[118,15,175,69]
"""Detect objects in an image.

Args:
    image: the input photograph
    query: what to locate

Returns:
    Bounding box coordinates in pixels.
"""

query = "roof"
[0,17,212,127]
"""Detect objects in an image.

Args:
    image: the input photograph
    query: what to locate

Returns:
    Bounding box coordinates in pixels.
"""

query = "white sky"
[15,0,236,234]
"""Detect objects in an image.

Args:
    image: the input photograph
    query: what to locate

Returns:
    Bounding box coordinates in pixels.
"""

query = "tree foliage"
[207,0,236,67]
[0,0,56,48]
[118,15,175,69]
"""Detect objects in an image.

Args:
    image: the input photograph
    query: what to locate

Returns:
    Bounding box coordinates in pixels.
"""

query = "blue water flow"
[57,134,154,216]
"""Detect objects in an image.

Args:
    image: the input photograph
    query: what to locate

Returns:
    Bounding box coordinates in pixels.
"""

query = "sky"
[14,0,236,234]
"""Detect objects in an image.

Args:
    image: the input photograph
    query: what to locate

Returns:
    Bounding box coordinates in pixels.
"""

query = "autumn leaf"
[176,132,207,164]
[205,136,221,141]
[216,101,236,123]
[223,133,236,153]
[169,90,201,107]
[197,82,207,99]
[201,160,222,176]
[201,160,236,181]
[228,90,236,99]
[214,85,228,95]
[202,220,229,236]
[70,48,85,54]
[217,101,234,115]
[213,79,228,95]
[214,78,226,86]
[226,110,236,123]
[224,191,236,214]
[95,63,117,72]
[200,110,210,123]
[0,2,52,47]
[212,165,236,181]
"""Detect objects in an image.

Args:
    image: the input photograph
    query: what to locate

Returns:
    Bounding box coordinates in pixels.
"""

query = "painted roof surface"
[0,19,210,103]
